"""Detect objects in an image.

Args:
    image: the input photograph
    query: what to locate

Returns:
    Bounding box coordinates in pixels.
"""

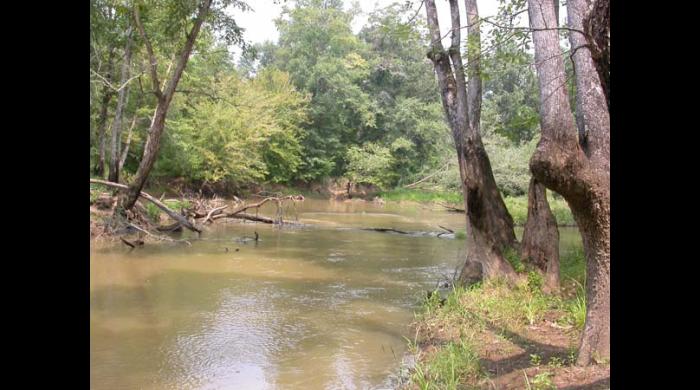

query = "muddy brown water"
[90,198,581,389]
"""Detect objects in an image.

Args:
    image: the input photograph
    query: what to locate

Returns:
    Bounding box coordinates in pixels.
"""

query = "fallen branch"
[203,205,228,224]
[358,227,455,239]
[229,195,304,216]
[438,225,454,233]
[90,179,201,233]
[126,222,191,245]
[403,162,451,188]
[156,222,182,232]
[120,237,136,248]
[361,227,410,234]
[211,212,297,225]
[206,195,304,225]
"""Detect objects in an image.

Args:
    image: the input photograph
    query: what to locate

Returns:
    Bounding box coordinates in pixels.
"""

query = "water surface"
[90,198,581,389]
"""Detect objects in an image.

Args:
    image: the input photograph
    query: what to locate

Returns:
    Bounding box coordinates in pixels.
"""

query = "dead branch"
[126,222,191,245]
[90,179,202,233]
[205,195,304,225]
[203,205,228,224]
[438,225,455,233]
[120,237,136,248]
[361,227,410,234]
[156,222,182,232]
[404,162,451,188]
[212,212,282,224]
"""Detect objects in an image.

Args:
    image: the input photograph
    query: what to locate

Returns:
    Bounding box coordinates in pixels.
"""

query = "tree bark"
[123,0,212,209]
[95,49,115,178]
[425,0,517,285]
[520,178,560,293]
[109,26,133,183]
[584,0,609,109]
[527,0,610,365]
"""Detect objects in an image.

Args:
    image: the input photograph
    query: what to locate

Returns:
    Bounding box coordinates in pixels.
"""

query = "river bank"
[90,180,576,242]
[401,249,610,389]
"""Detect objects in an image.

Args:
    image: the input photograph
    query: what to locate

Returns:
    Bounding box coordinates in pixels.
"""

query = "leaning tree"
[122,0,250,209]
[527,0,610,365]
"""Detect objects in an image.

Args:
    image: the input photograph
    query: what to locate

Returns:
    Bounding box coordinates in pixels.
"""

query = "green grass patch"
[560,247,586,286]
[526,370,556,390]
[410,250,590,388]
[503,195,575,226]
[378,189,574,226]
[412,339,482,390]
[503,246,525,273]
[144,203,162,222]
[162,198,191,210]
[378,189,463,204]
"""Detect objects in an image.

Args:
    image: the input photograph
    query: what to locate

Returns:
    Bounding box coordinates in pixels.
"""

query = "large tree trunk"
[95,50,115,178]
[108,26,133,183]
[124,0,212,210]
[425,0,517,285]
[527,0,610,366]
[521,0,561,294]
[520,178,560,293]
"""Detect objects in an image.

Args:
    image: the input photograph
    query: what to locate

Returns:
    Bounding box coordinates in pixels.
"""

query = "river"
[90,198,581,389]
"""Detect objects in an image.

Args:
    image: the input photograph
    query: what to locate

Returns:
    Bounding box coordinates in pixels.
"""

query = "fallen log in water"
[361,227,410,234]
[359,227,455,239]
[212,212,300,225]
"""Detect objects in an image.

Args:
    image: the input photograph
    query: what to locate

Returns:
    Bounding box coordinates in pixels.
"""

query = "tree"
[123,0,250,209]
[108,25,134,183]
[271,0,377,180]
[481,40,540,144]
[504,0,561,294]
[90,1,118,177]
[527,0,610,365]
[155,68,309,189]
[424,0,518,284]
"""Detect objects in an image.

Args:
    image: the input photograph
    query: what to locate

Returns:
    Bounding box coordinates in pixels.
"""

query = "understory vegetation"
[405,248,602,389]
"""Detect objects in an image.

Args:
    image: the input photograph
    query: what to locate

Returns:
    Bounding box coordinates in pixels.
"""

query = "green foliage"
[255,1,450,183]
[560,247,586,286]
[504,247,525,273]
[482,133,538,197]
[345,143,396,189]
[563,281,587,331]
[530,353,542,366]
[145,203,161,222]
[530,371,556,390]
[527,270,544,292]
[155,68,309,187]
